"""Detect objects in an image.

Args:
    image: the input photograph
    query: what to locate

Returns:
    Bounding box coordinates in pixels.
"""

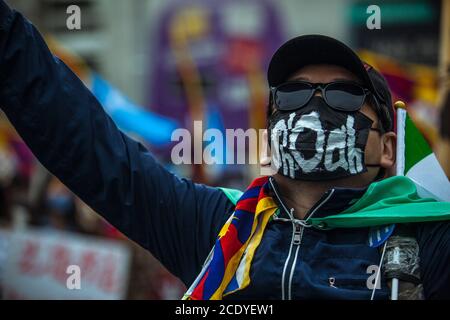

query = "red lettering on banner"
[19,240,40,275]
[80,250,97,282]
[51,245,70,285]
[98,254,117,293]
[14,236,123,295]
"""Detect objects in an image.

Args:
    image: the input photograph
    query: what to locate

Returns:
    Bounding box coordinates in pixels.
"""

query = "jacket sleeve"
[416,221,450,299]
[0,1,234,286]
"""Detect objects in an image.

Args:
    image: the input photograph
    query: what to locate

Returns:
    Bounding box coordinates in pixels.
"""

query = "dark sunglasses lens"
[325,83,366,111]
[275,82,312,111]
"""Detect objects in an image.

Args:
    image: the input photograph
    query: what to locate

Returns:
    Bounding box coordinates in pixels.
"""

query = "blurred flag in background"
[47,37,179,148]
[90,74,179,146]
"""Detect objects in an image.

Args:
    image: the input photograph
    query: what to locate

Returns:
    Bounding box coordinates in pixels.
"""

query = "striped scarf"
[183,176,277,300]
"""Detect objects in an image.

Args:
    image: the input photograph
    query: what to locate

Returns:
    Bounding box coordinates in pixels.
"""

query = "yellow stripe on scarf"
[221,197,278,298]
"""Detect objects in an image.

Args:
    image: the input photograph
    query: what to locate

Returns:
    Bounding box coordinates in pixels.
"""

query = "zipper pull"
[293,224,302,245]
[288,208,295,221]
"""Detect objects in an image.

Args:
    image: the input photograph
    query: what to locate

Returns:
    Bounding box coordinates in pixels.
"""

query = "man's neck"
[272,174,372,220]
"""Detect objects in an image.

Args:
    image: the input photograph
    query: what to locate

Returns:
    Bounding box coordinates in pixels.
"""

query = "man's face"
[267,64,396,187]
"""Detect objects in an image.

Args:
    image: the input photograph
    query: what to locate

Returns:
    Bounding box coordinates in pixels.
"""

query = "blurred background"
[0,0,449,299]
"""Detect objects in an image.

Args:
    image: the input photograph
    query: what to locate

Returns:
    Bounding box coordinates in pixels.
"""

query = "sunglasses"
[270,81,374,113]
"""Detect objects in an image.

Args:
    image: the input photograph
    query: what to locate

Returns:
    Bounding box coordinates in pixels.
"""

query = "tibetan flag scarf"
[183,176,277,300]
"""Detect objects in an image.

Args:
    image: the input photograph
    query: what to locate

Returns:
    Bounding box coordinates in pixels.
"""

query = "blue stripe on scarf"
[233,210,255,243]
[203,244,226,299]
[224,274,239,294]
[238,186,261,201]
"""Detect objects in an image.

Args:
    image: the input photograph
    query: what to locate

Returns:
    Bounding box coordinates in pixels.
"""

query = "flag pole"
[395,101,407,177]
[391,100,408,300]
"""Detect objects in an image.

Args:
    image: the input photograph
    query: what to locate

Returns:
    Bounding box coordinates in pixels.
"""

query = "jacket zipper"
[286,223,304,300]
[281,222,296,300]
[280,190,335,300]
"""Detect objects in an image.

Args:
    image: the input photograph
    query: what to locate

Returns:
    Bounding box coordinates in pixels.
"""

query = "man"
[0,1,449,300]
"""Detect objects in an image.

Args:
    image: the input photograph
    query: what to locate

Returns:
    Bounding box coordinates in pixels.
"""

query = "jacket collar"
[267,176,368,220]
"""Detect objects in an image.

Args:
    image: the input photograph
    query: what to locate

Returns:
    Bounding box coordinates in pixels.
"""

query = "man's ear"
[380,131,396,171]
[259,129,275,176]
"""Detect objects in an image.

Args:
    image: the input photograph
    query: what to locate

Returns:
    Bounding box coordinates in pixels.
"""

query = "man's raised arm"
[0,1,234,286]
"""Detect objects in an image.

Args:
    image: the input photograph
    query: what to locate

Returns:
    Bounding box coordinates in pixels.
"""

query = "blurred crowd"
[0,115,186,299]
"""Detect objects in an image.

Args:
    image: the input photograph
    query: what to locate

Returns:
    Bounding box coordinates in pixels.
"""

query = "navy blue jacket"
[0,2,449,299]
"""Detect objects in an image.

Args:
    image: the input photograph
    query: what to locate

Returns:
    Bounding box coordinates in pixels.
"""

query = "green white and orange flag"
[396,106,450,202]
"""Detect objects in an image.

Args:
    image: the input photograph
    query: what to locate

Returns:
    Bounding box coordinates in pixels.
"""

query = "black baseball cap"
[267,34,394,132]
